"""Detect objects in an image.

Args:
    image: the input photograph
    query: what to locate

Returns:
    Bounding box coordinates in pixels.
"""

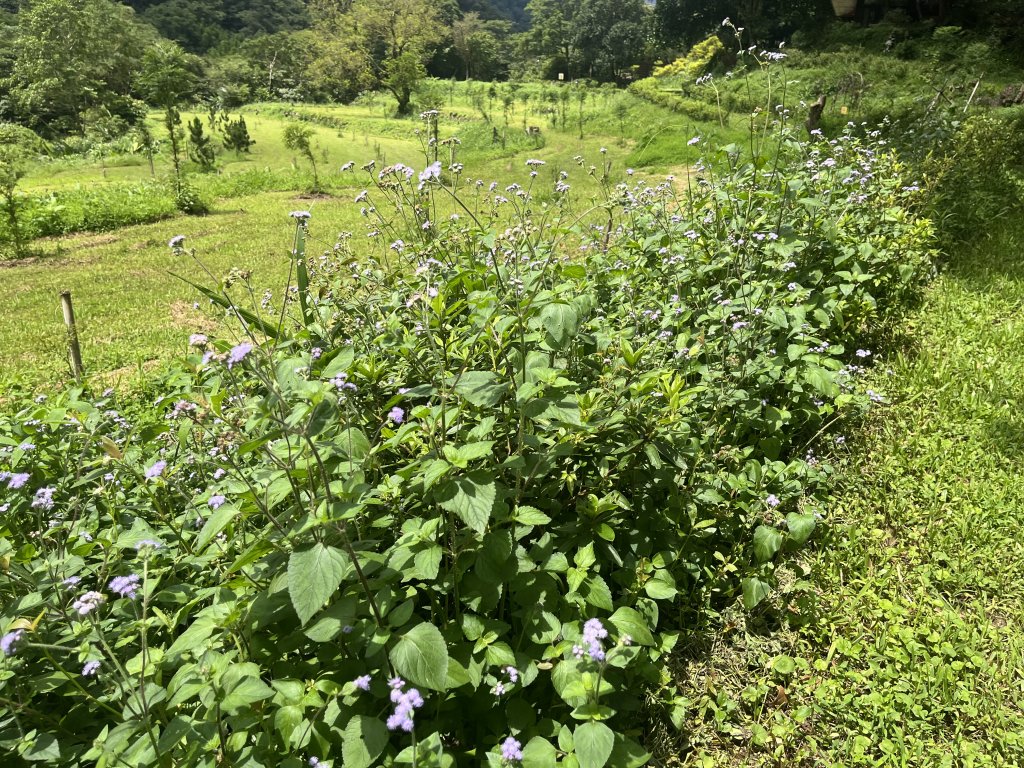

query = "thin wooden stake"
[60,290,84,381]
[964,75,983,113]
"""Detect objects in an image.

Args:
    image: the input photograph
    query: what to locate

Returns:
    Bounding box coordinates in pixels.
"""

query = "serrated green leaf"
[436,471,498,534]
[454,371,508,407]
[288,544,350,625]
[390,622,449,691]
[608,606,655,646]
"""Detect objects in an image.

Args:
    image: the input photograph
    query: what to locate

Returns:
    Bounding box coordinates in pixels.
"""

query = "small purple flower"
[7,472,30,489]
[353,674,372,691]
[226,342,254,369]
[31,487,55,510]
[387,406,405,425]
[386,679,424,732]
[766,494,781,508]
[73,591,106,616]
[82,660,101,676]
[108,574,141,599]
[63,576,82,587]
[418,161,442,189]
[145,461,166,480]
[136,539,162,552]
[582,618,608,662]
[169,235,186,249]
[311,347,323,360]
[189,334,208,347]
[213,468,226,480]
[501,737,523,762]
[18,441,34,451]
[208,495,227,510]
[1,630,25,656]
[688,136,700,146]
[505,666,519,683]
[290,210,312,222]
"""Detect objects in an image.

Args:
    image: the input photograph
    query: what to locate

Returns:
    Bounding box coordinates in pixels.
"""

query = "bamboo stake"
[60,291,84,381]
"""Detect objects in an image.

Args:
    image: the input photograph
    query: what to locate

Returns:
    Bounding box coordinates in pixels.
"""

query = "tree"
[309,0,448,114]
[187,117,216,170]
[0,146,27,259]
[523,0,582,78]
[450,12,509,80]
[7,0,155,135]
[222,116,255,155]
[283,123,321,192]
[138,42,203,204]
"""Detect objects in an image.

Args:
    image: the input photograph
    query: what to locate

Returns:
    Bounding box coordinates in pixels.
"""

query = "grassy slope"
[668,222,1024,766]
[3,92,715,393]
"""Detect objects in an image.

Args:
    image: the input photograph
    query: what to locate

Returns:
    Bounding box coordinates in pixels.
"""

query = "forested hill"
[116,0,530,52]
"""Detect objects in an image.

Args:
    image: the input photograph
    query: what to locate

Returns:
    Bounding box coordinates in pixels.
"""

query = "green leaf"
[454,371,508,407]
[753,525,784,563]
[771,655,797,676]
[342,715,389,768]
[389,622,449,691]
[442,441,495,466]
[521,736,558,768]
[609,735,651,768]
[574,721,615,768]
[288,543,350,625]
[608,606,655,646]
[23,732,60,762]
[436,471,498,534]
[785,512,817,547]
[219,663,273,713]
[320,346,354,379]
[196,505,238,552]
[540,302,581,349]
[741,577,772,610]
[644,570,677,600]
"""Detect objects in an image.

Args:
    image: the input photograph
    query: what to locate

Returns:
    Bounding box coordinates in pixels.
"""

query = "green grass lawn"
[665,221,1024,766]
[4,89,719,394]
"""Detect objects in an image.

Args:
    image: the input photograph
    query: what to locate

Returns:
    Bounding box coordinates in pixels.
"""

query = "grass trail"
[677,222,1024,766]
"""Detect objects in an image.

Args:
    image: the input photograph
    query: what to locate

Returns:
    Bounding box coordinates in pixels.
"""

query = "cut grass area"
[3,93,714,392]
[665,222,1024,766]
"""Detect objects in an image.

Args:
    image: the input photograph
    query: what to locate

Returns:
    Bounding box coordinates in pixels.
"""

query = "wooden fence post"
[60,291,84,381]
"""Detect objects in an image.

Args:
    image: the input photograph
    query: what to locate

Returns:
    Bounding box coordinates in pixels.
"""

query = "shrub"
[0,125,933,766]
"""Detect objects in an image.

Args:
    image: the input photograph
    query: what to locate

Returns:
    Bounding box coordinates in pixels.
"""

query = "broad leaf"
[342,715,389,768]
[753,525,784,563]
[608,606,655,646]
[436,471,498,534]
[574,721,615,768]
[390,622,449,691]
[288,543,349,625]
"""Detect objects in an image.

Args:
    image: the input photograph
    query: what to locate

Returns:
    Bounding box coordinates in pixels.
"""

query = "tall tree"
[137,41,202,200]
[450,12,510,80]
[8,0,155,135]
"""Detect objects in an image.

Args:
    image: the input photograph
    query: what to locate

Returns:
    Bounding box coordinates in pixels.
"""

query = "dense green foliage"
[0,113,933,764]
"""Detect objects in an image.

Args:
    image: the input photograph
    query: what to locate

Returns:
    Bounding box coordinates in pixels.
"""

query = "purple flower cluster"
[574,618,608,662]
[108,574,140,599]
[145,461,166,480]
[82,660,101,676]
[208,495,227,510]
[352,674,371,691]
[226,342,254,369]
[1,629,25,656]
[5,472,30,489]
[386,677,424,732]
[73,591,106,616]
[387,406,405,425]
[31,487,55,510]
[501,737,523,762]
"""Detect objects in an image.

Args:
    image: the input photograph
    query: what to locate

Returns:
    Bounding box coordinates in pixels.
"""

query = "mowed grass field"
[2,89,725,393]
